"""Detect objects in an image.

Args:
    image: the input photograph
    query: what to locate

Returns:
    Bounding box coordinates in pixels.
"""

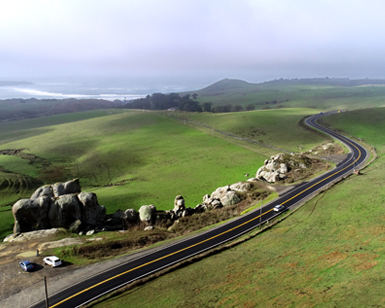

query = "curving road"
[30,112,368,308]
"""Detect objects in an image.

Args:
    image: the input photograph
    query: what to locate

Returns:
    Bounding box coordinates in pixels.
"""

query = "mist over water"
[0,76,209,101]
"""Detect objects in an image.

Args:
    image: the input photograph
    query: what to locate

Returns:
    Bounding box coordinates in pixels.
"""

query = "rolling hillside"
[184,78,385,111]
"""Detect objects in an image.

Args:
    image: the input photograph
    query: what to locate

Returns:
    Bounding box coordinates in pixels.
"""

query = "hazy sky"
[1,0,385,85]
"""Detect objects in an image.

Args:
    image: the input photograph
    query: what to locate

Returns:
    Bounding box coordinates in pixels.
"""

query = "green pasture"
[182,108,330,153]
[0,107,331,240]
[197,83,385,111]
[0,109,266,238]
[93,107,385,307]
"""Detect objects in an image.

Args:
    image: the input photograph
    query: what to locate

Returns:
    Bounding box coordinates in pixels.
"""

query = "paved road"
[30,112,368,308]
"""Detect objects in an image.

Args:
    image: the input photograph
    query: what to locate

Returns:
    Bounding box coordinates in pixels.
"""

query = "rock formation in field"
[12,179,107,234]
[10,176,262,237]
[255,153,311,183]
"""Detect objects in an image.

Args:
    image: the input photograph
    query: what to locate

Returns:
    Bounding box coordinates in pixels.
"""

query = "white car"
[43,256,62,267]
[273,204,285,212]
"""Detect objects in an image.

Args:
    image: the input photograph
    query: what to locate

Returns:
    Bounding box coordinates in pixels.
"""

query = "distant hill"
[261,77,385,87]
[196,78,258,96]
[180,77,385,111]
[199,78,257,95]
[188,77,385,97]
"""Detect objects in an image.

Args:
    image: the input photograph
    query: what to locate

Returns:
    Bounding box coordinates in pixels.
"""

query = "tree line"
[123,93,256,113]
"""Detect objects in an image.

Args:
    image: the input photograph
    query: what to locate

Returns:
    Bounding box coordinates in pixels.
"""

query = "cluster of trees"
[124,93,203,112]
[124,93,256,113]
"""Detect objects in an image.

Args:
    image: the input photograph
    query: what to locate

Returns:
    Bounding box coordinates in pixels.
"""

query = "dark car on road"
[19,260,34,272]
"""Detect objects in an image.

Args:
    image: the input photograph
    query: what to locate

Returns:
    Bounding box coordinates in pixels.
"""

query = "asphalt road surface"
[30,112,368,308]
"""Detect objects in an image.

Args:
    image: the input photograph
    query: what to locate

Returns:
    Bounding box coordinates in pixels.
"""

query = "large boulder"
[211,185,231,200]
[52,179,81,197]
[210,185,242,206]
[197,194,223,211]
[77,192,106,227]
[173,195,185,213]
[229,182,252,193]
[124,209,139,222]
[12,197,51,233]
[31,185,53,199]
[139,204,156,224]
[256,153,290,183]
[220,191,242,206]
[48,194,82,229]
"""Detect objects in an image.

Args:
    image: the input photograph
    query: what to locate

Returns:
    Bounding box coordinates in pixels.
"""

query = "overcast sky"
[1,0,385,85]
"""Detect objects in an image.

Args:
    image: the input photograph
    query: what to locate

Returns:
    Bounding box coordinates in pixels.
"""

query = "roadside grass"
[240,192,278,215]
[91,107,385,308]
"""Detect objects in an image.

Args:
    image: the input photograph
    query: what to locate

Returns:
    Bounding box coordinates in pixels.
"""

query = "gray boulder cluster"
[11,152,312,237]
[255,153,309,183]
[12,179,106,234]
[10,179,257,236]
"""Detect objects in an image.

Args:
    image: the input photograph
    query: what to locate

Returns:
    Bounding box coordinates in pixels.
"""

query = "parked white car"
[43,256,62,267]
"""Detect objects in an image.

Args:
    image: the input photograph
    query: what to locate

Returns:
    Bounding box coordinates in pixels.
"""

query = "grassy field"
[0,107,331,240]
[181,108,329,153]
[0,110,263,208]
[195,79,385,111]
[92,107,385,308]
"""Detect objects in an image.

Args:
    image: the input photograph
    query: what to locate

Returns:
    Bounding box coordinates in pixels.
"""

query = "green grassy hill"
[93,107,385,308]
[0,107,330,240]
[188,78,385,111]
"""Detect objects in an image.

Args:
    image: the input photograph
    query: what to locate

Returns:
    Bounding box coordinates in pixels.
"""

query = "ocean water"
[0,77,206,101]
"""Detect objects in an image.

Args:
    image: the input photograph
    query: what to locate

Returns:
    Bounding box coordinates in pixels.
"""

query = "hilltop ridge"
[196,78,257,96]
[188,77,385,97]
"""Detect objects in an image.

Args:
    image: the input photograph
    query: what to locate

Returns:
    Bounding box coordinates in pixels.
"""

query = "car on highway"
[43,256,62,267]
[273,204,285,212]
[19,260,34,272]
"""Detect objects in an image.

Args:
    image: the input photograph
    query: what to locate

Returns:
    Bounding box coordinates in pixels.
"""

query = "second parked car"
[43,256,62,267]
[19,260,34,272]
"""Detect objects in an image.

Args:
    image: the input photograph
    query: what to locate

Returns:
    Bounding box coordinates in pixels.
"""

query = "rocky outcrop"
[194,181,253,212]
[12,197,51,233]
[255,153,311,183]
[211,183,246,206]
[173,195,185,214]
[11,179,106,234]
[52,178,81,197]
[49,194,82,228]
[30,185,53,199]
[9,168,271,236]
[78,192,106,227]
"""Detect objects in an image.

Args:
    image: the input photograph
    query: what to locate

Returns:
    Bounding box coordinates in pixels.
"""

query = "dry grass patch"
[317,251,348,267]
[350,252,379,271]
